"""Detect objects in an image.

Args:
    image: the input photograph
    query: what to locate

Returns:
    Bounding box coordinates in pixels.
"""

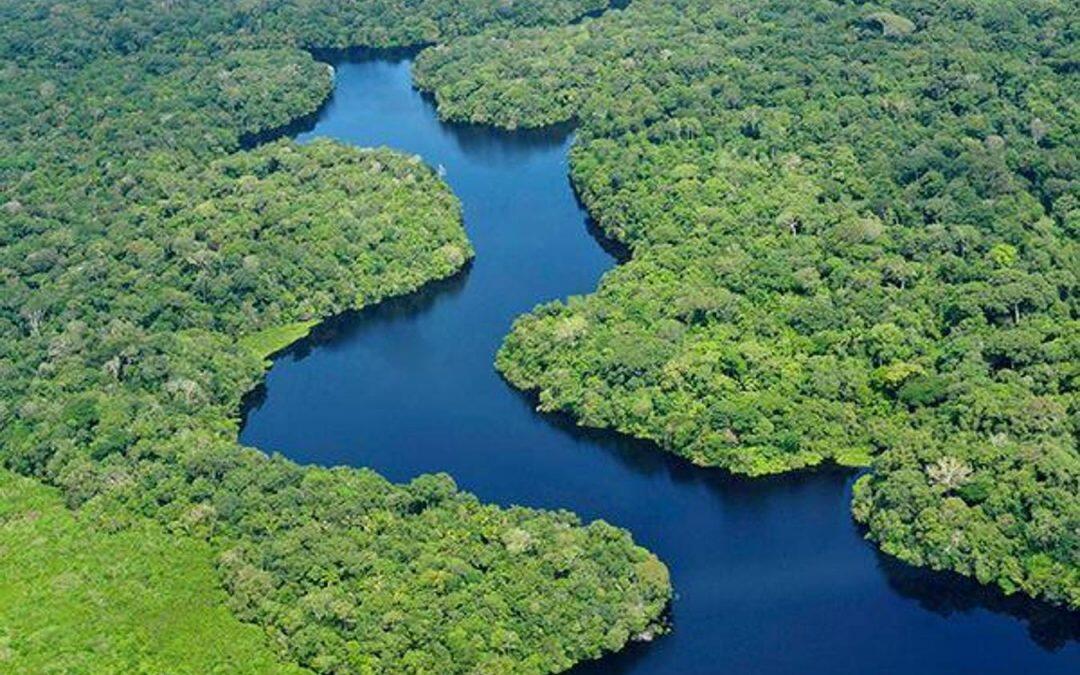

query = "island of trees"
[0,1,670,672]
[414,0,1078,609]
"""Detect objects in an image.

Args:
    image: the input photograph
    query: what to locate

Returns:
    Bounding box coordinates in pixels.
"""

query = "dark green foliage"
[414,0,1079,607]
[1,0,670,672]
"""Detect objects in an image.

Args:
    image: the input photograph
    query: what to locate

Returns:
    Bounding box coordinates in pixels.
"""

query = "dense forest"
[2,0,1076,670]
[0,1,670,672]
[414,0,1079,609]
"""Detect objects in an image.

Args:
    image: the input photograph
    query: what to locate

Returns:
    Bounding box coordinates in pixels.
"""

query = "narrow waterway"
[240,53,1079,674]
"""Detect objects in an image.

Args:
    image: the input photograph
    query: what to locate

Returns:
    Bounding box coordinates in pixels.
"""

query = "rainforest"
[0,0,1077,673]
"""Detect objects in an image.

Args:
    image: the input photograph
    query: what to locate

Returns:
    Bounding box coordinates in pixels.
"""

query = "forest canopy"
[414,0,1079,608]
[2,0,1075,670]
[0,0,671,672]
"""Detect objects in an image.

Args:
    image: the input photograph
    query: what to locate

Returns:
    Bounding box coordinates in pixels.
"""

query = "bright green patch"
[834,448,873,468]
[240,320,319,361]
[0,470,303,675]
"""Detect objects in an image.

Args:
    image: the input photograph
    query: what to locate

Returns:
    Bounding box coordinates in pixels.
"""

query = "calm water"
[240,54,1079,673]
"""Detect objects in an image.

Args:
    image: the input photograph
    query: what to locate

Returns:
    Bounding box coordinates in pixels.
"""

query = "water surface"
[240,54,1079,674]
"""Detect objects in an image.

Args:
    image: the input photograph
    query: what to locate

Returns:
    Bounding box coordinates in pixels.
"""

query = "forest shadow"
[308,44,428,65]
[505,383,856,505]
[573,0,633,25]
[569,635,656,675]
[875,551,1080,651]
[585,214,631,263]
[570,176,632,263]
[238,91,334,148]
[412,84,578,158]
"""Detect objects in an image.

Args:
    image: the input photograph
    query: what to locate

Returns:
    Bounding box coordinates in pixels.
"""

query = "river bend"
[240,53,1079,674]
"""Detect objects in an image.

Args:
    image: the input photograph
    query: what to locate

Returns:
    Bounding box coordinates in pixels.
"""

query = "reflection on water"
[240,52,1079,674]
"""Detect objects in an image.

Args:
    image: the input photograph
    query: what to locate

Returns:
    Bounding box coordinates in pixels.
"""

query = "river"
[239,52,1079,674]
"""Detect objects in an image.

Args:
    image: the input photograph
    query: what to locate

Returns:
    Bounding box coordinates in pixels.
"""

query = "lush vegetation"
[1,0,670,672]
[414,0,1079,608]
[1,0,609,68]
[0,468,306,674]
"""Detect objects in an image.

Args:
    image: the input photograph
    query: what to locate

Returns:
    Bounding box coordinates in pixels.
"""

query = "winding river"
[240,52,1079,674]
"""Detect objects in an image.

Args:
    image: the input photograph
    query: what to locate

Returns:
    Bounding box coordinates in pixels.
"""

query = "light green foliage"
[240,321,319,360]
[0,0,670,672]
[415,0,1079,607]
[0,469,306,674]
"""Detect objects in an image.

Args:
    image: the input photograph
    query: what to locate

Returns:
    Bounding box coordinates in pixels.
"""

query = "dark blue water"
[240,54,1079,674]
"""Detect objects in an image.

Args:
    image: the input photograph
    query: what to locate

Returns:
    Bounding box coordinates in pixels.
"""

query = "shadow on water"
[309,44,427,65]
[282,266,470,363]
[416,97,579,155]
[876,553,1080,652]
[574,0,633,24]
[238,98,330,149]
[577,191,633,263]
[507,382,853,498]
[569,637,660,675]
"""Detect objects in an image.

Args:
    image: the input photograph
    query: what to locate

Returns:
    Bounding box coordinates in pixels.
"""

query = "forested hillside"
[414,0,1079,608]
[0,1,670,672]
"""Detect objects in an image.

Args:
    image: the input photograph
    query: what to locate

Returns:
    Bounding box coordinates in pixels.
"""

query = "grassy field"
[0,469,303,674]
[238,320,320,361]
